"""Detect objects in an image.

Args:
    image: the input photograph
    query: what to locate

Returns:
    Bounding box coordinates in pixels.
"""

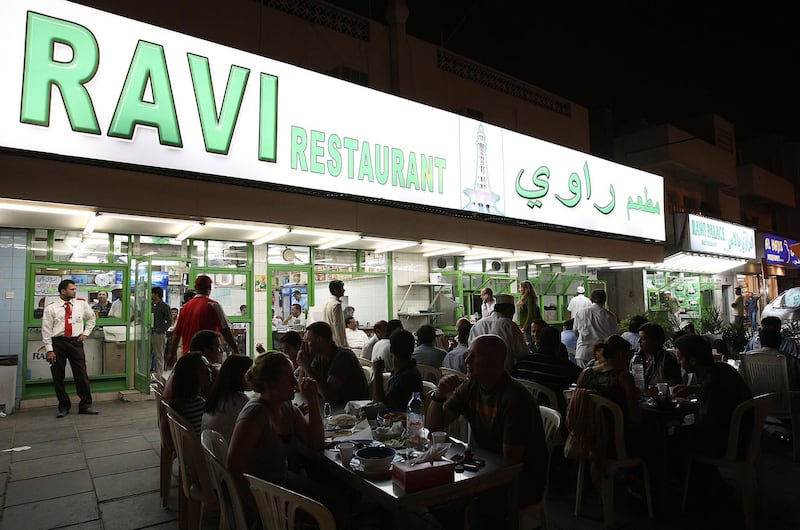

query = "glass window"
[312,273,387,330]
[112,234,129,264]
[362,251,387,273]
[207,272,248,317]
[31,267,126,321]
[137,235,187,258]
[268,244,310,265]
[315,249,357,272]
[30,229,48,260]
[192,240,206,266]
[208,241,249,268]
[461,259,484,273]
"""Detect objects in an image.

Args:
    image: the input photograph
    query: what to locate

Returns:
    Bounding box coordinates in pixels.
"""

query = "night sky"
[328,1,799,142]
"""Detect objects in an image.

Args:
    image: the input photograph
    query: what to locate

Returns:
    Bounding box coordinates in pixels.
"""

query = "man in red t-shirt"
[165,275,239,367]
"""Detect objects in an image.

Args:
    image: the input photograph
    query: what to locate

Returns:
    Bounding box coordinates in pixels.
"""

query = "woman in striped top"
[169,352,212,435]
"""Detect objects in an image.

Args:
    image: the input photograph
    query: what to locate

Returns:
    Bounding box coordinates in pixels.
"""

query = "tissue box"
[392,458,455,493]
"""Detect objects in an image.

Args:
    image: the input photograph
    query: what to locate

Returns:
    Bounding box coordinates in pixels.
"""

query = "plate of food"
[327,413,358,430]
[378,410,406,425]
[327,440,384,452]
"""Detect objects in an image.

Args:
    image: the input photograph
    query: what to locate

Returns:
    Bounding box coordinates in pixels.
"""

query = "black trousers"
[51,336,93,410]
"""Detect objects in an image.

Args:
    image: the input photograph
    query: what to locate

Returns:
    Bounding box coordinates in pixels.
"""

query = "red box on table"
[392,458,455,493]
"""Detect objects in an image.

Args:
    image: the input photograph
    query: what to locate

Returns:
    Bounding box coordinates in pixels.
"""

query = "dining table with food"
[311,401,524,530]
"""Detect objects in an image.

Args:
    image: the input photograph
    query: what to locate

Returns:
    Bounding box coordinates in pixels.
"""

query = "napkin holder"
[392,458,455,493]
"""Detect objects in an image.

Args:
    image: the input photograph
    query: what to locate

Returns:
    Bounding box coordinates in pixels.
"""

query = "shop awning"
[648,251,747,274]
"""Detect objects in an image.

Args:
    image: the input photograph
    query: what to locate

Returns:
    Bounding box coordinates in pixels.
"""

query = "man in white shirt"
[468,294,530,372]
[361,320,387,360]
[480,287,496,319]
[41,279,99,417]
[372,319,404,372]
[567,285,592,318]
[108,285,124,318]
[282,303,307,331]
[573,289,619,368]
[323,280,347,347]
[345,316,369,349]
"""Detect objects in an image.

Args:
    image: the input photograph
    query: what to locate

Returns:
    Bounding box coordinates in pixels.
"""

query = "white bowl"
[355,446,396,473]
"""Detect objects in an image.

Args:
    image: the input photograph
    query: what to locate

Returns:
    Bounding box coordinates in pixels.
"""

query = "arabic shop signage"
[764,233,800,267]
[688,214,755,259]
[0,0,665,241]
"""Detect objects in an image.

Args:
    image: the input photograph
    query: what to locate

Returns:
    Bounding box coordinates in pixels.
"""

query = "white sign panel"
[0,0,665,241]
[687,214,755,259]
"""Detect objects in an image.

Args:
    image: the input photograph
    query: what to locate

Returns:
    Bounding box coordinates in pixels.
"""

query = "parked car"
[761,287,800,321]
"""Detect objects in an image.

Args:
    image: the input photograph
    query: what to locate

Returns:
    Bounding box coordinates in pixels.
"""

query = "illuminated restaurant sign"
[764,233,800,267]
[688,214,755,259]
[0,0,665,241]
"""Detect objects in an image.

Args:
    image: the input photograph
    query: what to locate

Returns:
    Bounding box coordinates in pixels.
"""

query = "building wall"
[0,230,27,409]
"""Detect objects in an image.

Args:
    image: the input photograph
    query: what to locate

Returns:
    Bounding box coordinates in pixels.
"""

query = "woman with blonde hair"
[227,351,324,514]
[517,280,541,342]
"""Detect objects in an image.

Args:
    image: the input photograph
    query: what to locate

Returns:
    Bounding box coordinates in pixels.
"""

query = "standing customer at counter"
[41,279,99,417]
[150,286,171,374]
[323,279,347,348]
[517,280,541,342]
[165,275,239,367]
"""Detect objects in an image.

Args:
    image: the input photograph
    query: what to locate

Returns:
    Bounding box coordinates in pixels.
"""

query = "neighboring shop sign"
[687,215,755,259]
[764,233,800,268]
[0,1,665,241]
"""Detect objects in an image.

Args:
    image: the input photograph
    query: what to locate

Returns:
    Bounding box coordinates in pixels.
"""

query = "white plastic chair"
[167,409,219,530]
[417,364,442,384]
[150,384,175,510]
[362,365,373,385]
[440,366,467,382]
[200,429,249,530]
[681,393,773,530]
[739,352,800,461]
[515,378,559,410]
[358,357,373,368]
[573,393,654,528]
[520,406,562,530]
[244,473,336,530]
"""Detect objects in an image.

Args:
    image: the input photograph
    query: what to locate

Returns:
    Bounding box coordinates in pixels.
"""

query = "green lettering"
[290,126,307,171]
[434,158,446,193]
[327,134,342,176]
[21,12,100,133]
[187,54,249,155]
[309,130,325,174]
[419,155,433,192]
[343,138,358,179]
[358,141,374,182]
[108,41,182,147]
[406,152,419,190]
[391,148,405,187]
[374,144,390,185]
[258,73,278,162]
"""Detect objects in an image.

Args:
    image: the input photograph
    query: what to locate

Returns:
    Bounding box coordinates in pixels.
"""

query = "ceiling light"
[318,235,361,250]
[204,221,268,231]
[374,241,420,253]
[422,245,469,257]
[500,252,549,262]
[0,201,95,217]
[252,228,290,245]
[290,228,338,238]
[175,223,203,241]
[82,213,100,235]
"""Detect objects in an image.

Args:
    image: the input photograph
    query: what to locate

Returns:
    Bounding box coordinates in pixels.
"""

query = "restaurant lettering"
[290,126,446,193]
[20,12,279,161]
[690,218,725,240]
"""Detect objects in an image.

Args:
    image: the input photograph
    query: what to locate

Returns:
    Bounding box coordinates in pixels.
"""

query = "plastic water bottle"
[406,391,424,448]
[631,353,646,393]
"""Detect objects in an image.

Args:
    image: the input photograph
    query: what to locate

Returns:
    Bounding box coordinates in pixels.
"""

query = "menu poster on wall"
[34,275,62,295]
[255,275,267,292]
[673,279,700,318]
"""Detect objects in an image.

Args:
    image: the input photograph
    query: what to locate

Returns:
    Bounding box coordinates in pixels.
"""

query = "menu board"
[34,275,62,296]
[672,278,701,318]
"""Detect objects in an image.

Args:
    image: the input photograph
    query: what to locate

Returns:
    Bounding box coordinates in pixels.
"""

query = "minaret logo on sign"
[463,124,502,215]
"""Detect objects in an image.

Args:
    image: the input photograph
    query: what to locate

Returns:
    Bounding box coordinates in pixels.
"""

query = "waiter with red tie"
[41,279,99,418]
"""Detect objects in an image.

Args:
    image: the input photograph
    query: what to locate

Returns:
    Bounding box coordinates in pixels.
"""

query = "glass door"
[268,265,313,349]
[131,257,152,393]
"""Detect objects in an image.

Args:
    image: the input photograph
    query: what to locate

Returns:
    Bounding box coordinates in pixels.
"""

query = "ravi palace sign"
[0,0,665,241]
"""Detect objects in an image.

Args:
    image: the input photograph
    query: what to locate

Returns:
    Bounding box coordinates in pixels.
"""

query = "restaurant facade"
[0,0,666,408]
